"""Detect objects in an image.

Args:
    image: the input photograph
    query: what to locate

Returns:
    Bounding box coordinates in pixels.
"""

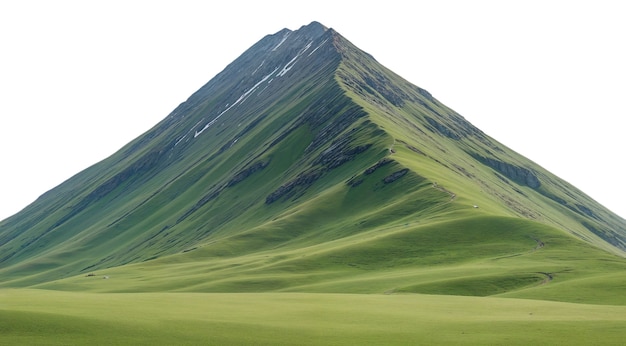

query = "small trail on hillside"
[432,182,456,201]
[530,237,553,285]
[538,272,553,285]
[530,237,545,251]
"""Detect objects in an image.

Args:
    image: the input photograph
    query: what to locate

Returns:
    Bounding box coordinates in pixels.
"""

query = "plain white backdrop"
[1,1,624,220]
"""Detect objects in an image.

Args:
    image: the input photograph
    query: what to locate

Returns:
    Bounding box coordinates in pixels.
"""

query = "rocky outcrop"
[314,133,371,169]
[383,169,409,184]
[364,158,394,175]
[267,137,373,203]
[576,204,596,219]
[424,116,461,140]
[177,184,223,223]
[227,160,270,187]
[265,170,323,204]
[472,154,540,189]
[363,74,405,107]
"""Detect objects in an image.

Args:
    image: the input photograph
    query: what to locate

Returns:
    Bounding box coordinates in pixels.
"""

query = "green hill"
[1,21,626,344]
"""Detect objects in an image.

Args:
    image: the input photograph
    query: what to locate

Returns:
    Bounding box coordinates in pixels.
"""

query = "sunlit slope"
[4,290,626,345]
[33,211,626,305]
[333,31,626,254]
[1,21,625,300]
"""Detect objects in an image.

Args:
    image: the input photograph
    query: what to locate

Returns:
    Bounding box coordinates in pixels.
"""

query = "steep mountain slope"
[1,22,625,301]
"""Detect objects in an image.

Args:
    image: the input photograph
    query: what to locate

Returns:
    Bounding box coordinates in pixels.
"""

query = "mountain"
[1,21,625,302]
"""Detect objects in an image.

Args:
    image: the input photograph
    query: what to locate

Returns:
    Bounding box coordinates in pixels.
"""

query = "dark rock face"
[267,137,373,204]
[576,204,596,219]
[265,170,323,204]
[383,169,409,184]
[314,132,371,169]
[472,154,541,188]
[415,87,434,102]
[227,160,270,187]
[363,74,405,107]
[305,104,367,152]
[424,116,461,140]
[345,158,395,188]
[347,178,363,187]
[364,158,394,175]
[177,185,223,223]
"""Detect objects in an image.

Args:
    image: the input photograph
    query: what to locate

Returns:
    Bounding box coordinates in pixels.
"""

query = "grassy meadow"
[3,289,626,345]
[2,212,624,344]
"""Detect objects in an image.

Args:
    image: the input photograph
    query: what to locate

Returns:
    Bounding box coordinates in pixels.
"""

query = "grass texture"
[2,289,626,345]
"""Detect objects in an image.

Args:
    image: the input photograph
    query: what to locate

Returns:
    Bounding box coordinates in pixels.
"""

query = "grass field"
[2,289,626,345]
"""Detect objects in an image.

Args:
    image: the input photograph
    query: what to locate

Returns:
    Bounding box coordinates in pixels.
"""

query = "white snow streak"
[252,60,265,75]
[175,118,205,146]
[276,41,313,77]
[194,67,279,138]
[272,32,290,51]
[174,135,186,147]
[308,38,328,56]
[187,38,322,141]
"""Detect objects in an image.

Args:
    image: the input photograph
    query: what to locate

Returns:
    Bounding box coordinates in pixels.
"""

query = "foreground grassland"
[2,289,626,345]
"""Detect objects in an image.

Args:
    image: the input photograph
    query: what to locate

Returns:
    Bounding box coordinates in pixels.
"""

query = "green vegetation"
[1,22,626,344]
[3,289,626,345]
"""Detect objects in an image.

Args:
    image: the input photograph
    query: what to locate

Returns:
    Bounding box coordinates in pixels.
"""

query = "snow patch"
[174,136,186,147]
[308,38,328,56]
[237,67,279,104]
[252,60,265,75]
[194,67,279,138]
[272,32,290,51]
[175,118,205,146]
[276,41,313,77]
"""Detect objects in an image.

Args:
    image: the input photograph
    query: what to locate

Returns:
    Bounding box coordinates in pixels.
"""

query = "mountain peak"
[298,21,328,35]
[1,21,625,295]
[272,21,328,44]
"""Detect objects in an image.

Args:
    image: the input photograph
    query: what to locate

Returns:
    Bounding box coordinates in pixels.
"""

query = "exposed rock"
[383,169,409,184]
[415,87,434,102]
[576,204,596,219]
[177,185,223,223]
[227,160,270,187]
[347,178,363,188]
[266,170,323,204]
[472,154,540,189]
[306,104,367,152]
[316,139,371,169]
[424,116,460,140]
[363,75,405,107]
[364,158,394,175]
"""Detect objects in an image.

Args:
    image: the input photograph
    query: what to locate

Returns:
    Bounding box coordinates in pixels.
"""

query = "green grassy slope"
[334,31,626,255]
[30,213,626,305]
[1,22,625,309]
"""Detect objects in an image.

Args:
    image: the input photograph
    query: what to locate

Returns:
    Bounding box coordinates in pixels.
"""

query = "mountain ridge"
[331,26,626,251]
[1,22,625,300]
